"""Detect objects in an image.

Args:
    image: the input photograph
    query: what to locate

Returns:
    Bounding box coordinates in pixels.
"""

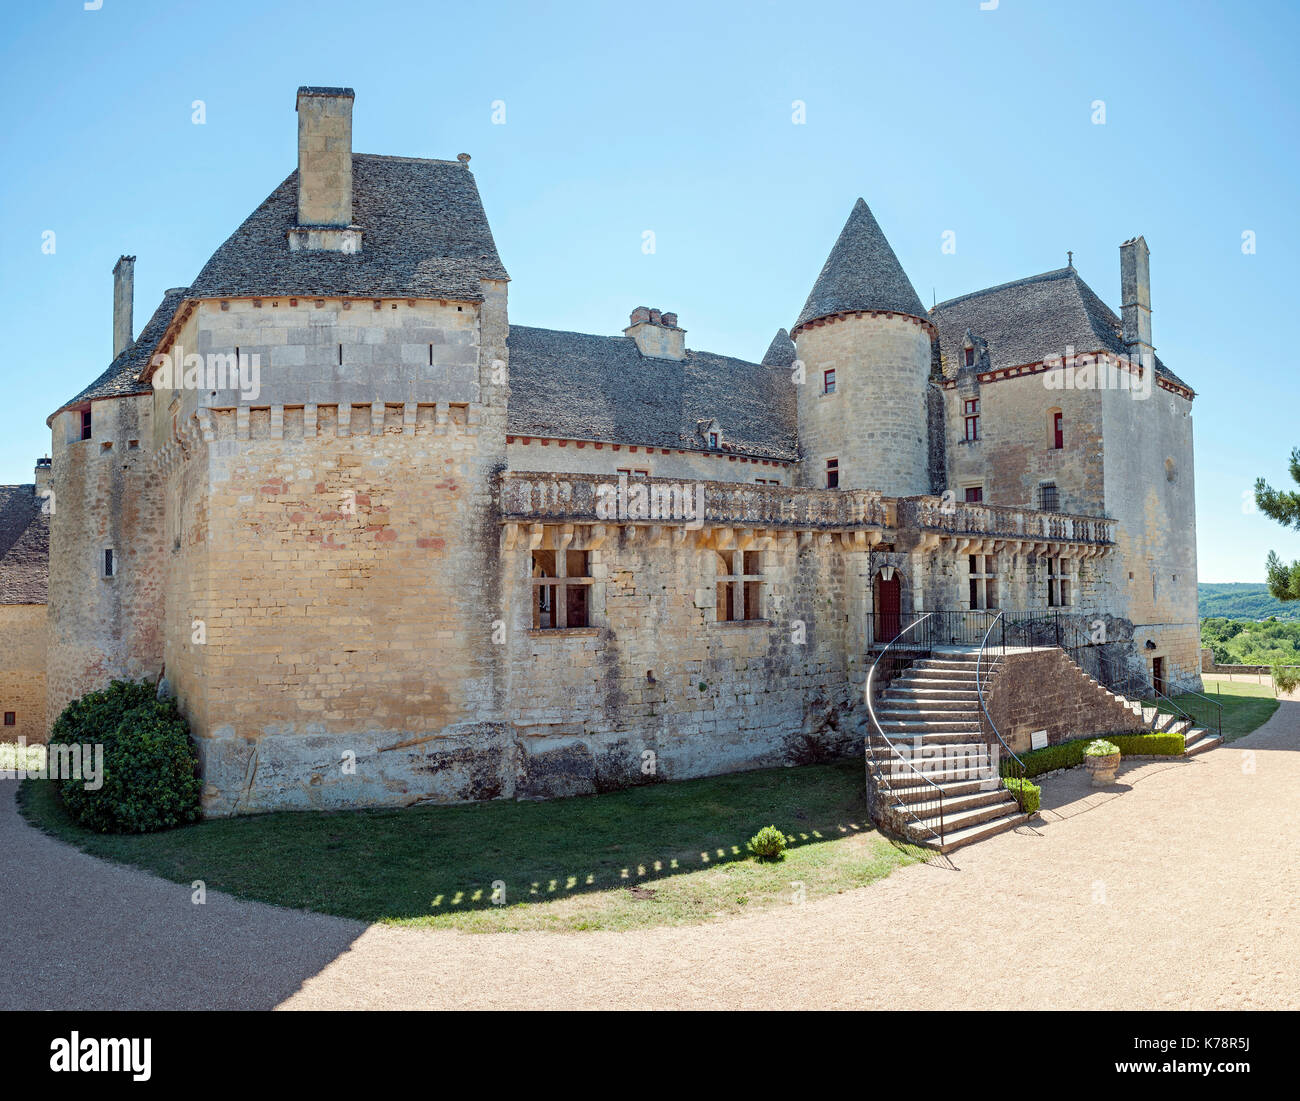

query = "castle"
[1,86,1201,817]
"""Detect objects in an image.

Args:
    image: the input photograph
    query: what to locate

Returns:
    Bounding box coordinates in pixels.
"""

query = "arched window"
[1048,407,1064,450]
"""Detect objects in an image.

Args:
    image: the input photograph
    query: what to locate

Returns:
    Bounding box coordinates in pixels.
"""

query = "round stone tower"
[793,198,933,497]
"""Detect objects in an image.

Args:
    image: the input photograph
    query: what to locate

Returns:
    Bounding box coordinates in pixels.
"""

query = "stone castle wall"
[46,393,165,725]
[0,603,48,743]
[795,313,932,496]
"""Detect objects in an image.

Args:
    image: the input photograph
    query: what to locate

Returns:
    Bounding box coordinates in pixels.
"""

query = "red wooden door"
[875,574,901,643]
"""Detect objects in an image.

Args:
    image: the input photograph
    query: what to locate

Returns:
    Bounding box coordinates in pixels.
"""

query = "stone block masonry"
[981,648,1143,756]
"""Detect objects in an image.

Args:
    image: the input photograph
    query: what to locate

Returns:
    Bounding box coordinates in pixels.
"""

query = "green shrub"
[746,825,790,862]
[1002,776,1040,815]
[48,679,202,834]
[1084,739,1120,758]
[1109,732,1184,756]
[1273,664,1300,695]
[1011,731,1182,779]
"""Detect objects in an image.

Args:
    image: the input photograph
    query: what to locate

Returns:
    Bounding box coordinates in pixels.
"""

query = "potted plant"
[1083,739,1121,786]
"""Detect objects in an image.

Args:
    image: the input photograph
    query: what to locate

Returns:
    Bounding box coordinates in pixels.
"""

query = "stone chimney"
[624,306,686,360]
[113,254,135,359]
[34,457,51,497]
[291,86,360,252]
[1120,236,1153,365]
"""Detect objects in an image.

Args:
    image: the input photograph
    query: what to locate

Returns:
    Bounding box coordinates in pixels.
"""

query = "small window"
[102,548,116,578]
[715,550,764,622]
[964,486,983,503]
[1047,557,1071,607]
[80,409,92,441]
[3,712,15,727]
[968,553,998,610]
[1052,410,1064,450]
[128,439,140,450]
[531,547,593,629]
[823,369,836,394]
[964,347,975,367]
[633,469,649,478]
[708,432,719,449]
[826,458,839,489]
[963,398,980,441]
[1038,483,1059,512]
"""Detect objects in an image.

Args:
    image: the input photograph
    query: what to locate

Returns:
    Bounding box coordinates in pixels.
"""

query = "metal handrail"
[975,611,1030,811]
[865,613,946,849]
[1170,687,1224,741]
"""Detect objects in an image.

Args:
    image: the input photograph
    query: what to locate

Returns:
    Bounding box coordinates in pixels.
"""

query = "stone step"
[928,810,1032,853]
[889,788,1010,819]
[1184,728,1221,756]
[880,698,980,714]
[869,756,994,784]
[902,793,1022,836]
[878,712,977,727]
[891,686,982,701]
[886,776,999,804]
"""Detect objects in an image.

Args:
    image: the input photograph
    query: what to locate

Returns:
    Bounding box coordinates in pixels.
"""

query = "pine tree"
[1255,447,1300,601]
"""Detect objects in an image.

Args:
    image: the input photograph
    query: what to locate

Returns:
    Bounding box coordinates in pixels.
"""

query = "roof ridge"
[933,267,1076,311]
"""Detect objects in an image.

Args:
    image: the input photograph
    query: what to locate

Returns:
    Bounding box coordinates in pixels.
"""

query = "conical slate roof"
[761,328,796,368]
[793,198,927,333]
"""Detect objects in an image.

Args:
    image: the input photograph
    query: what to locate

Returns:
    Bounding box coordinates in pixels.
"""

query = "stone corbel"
[586,524,609,550]
[527,523,545,551]
[503,522,521,551]
[556,524,575,557]
[671,525,690,548]
[797,531,813,550]
[715,526,737,551]
[916,532,941,554]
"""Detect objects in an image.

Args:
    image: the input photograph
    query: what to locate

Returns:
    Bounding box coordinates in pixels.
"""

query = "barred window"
[716,550,763,622]
[1038,482,1059,512]
[532,548,593,629]
[968,554,997,610]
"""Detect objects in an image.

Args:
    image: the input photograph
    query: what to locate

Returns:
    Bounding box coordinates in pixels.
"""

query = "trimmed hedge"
[1008,731,1184,779]
[1002,776,1041,815]
[48,679,202,834]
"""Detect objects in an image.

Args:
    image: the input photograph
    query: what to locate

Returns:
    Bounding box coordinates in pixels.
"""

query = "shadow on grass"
[18,758,919,928]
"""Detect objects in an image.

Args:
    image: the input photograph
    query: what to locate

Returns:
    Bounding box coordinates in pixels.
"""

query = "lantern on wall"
[879,565,895,582]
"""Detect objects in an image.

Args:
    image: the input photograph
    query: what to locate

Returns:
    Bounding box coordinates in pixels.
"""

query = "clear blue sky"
[1,0,1295,583]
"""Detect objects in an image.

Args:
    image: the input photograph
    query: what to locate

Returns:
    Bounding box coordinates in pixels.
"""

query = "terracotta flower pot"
[1085,751,1121,787]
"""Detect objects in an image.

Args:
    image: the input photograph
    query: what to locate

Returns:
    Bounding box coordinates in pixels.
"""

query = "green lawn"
[1163,679,1281,743]
[17,759,924,933]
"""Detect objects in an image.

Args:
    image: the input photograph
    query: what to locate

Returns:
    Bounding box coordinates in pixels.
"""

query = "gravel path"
[0,780,364,1010]
[5,702,1298,1010]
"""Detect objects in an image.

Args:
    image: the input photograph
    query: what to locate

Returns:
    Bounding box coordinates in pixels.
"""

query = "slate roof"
[187,154,508,300]
[761,328,796,368]
[794,198,928,333]
[0,486,49,604]
[506,326,798,461]
[930,267,1192,393]
[49,287,189,423]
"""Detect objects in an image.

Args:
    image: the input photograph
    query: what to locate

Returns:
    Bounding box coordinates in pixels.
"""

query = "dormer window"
[709,433,718,449]
[964,346,975,367]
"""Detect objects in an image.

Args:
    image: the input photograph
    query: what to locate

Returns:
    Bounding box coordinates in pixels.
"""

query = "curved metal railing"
[975,611,1031,812]
[865,613,946,848]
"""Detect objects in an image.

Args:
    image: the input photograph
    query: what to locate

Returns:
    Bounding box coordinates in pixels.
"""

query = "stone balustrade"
[500,472,892,530]
[903,496,1116,546]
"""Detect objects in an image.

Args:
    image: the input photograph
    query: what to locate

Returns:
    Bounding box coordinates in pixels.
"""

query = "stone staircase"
[868,646,1221,853]
[1104,691,1221,756]
[870,648,1029,853]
